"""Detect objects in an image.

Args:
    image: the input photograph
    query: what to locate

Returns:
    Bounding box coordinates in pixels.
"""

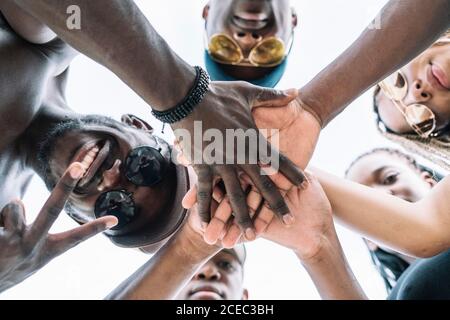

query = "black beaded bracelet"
[151,66,210,124]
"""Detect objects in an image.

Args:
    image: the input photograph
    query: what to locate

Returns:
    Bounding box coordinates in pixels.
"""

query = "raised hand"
[0,163,117,292]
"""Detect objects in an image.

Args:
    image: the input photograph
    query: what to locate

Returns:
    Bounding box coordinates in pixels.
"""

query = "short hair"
[346,147,444,182]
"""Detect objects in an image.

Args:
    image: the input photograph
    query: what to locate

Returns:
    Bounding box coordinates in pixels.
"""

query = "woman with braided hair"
[373,31,450,170]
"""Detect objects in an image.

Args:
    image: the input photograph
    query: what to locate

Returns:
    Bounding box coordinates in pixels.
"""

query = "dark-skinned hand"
[0,163,117,293]
[173,82,307,240]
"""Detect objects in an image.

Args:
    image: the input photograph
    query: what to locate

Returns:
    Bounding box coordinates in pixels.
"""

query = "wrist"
[173,223,221,264]
[151,63,197,112]
[296,95,324,129]
[293,229,341,263]
[152,66,210,125]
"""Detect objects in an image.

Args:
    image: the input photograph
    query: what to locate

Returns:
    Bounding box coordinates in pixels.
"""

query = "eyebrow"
[371,166,389,180]
[217,251,241,265]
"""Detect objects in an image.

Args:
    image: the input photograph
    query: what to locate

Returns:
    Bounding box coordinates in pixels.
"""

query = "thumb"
[182,185,198,209]
[253,88,298,109]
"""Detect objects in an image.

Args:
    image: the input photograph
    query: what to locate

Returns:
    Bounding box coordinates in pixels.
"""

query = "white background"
[1,0,405,300]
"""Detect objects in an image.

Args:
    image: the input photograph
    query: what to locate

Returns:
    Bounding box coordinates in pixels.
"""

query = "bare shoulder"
[0,4,77,67]
[0,1,55,44]
[0,11,64,150]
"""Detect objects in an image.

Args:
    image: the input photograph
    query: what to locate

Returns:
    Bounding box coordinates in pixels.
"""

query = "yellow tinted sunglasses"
[206,31,293,68]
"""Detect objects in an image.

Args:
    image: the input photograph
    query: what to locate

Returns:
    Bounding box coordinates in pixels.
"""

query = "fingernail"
[245,228,256,240]
[204,234,217,246]
[69,165,85,179]
[283,214,295,225]
[106,217,119,229]
[285,88,299,96]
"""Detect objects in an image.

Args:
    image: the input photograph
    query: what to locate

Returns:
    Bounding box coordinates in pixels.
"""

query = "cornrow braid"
[345,147,421,177]
[346,147,444,182]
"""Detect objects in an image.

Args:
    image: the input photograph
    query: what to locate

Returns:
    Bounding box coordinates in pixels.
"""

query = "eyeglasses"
[378,71,437,138]
[205,30,294,67]
[94,146,167,229]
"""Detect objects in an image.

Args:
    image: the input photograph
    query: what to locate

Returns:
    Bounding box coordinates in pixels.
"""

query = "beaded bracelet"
[151,66,210,124]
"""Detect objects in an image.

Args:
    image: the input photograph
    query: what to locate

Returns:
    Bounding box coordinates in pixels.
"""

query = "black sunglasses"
[94,146,168,229]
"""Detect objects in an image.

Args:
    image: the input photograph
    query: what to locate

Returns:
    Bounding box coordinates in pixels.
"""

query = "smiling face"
[37,114,187,249]
[176,249,248,300]
[204,0,297,81]
[376,40,450,134]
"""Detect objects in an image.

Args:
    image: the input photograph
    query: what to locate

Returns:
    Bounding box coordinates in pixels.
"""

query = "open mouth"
[233,13,270,30]
[189,286,225,299]
[70,139,118,194]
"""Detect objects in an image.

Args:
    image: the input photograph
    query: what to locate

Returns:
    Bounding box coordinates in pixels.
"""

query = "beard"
[37,114,123,190]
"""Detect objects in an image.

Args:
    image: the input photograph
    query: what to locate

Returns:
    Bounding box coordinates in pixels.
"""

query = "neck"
[19,105,78,171]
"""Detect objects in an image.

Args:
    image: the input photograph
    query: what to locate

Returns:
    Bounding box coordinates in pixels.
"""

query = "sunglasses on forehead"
[205,29,294,68]
[94,146,168,229]
[378,71,437,139]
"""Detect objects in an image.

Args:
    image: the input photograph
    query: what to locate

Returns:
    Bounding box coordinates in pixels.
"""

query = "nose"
[375,185,395,197]
[233,31,263,53]
[195,263,221,281]
[98,159,122,192]
[407,79,432,104]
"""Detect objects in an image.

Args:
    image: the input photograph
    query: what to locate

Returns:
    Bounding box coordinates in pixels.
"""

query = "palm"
[253,97,321,169]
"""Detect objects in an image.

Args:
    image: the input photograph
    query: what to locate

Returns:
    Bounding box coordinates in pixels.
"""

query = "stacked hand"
[172,82,310,239]
[181,89,323,245]
[0,163,117,292]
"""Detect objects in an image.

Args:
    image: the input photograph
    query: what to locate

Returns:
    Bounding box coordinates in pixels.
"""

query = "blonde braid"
[378,127,450,171]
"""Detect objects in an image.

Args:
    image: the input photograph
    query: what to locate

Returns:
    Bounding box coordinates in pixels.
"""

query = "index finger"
[26,163,84,244]
[218,167,256,241]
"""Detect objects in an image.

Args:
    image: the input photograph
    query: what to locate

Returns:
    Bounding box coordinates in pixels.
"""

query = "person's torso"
[0,11,74,205]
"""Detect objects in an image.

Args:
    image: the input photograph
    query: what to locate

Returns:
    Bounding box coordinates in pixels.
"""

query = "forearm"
[298,233,367,300]
[311,168,447,258]
[299,0,450,127]
[106,231,220,300]
[14,0,195,111]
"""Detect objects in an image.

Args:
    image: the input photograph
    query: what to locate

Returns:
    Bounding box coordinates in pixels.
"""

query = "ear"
[241,289,249,300]
[291,7,298,28]
[420,171,437,187]
[202,4,210,20]
[121,114,154,133]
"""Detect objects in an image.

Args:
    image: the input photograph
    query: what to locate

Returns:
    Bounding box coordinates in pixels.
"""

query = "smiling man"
[0,1,195,290]
[0,1,275,292]
[175,245,248,300]
[203,0,298,87]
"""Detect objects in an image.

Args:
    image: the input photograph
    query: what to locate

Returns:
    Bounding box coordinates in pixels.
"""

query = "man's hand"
[0,163,117,293]
[252,94,322,191]
[181,93,323,246]
[174,82,307,240]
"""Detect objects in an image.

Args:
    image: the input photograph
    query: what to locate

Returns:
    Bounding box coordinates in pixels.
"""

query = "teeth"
[79,146,100,174]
